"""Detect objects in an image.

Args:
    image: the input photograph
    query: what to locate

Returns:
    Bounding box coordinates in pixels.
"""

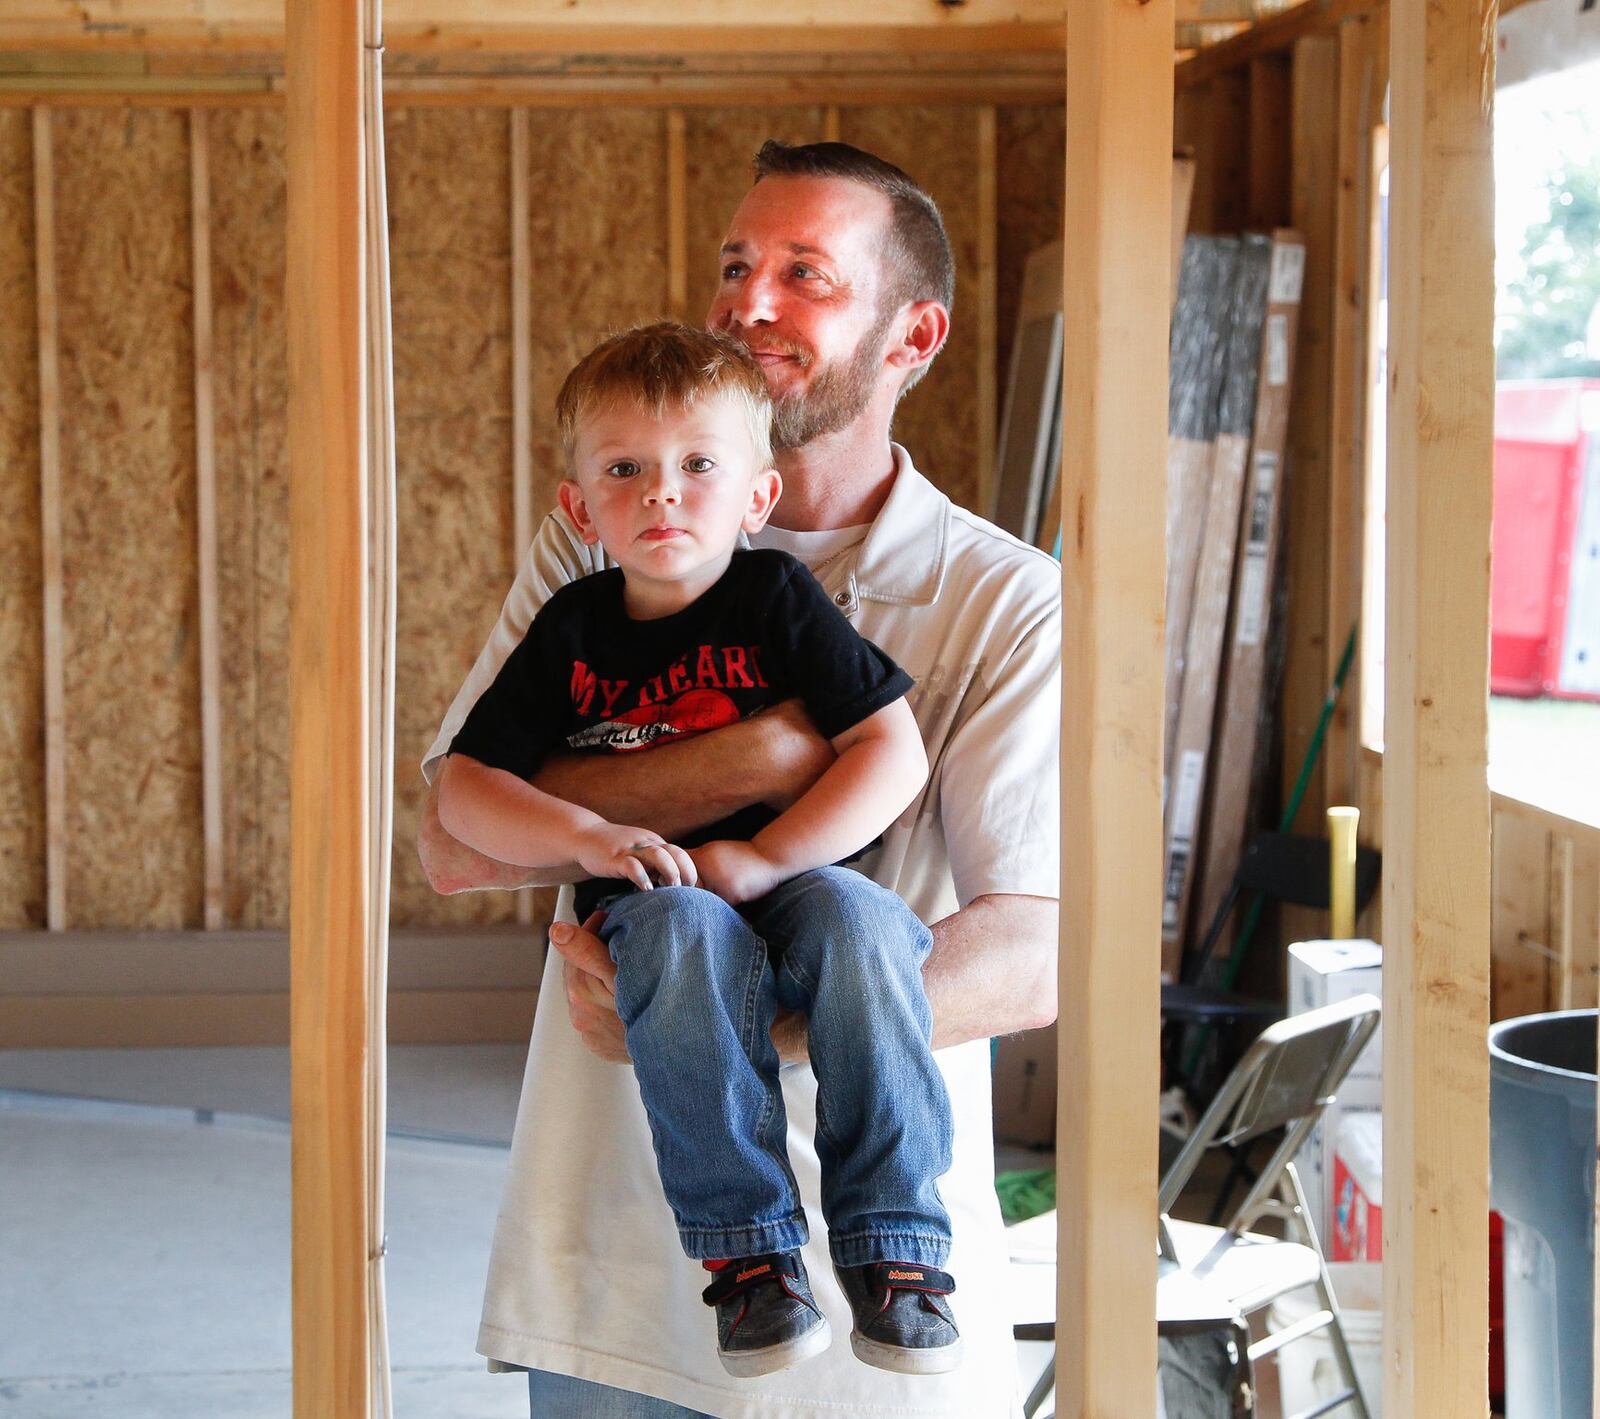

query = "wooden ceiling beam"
[4,0,1256,53]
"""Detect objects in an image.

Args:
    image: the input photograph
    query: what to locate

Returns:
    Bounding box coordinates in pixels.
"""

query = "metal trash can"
[1489,1009,1598,1418]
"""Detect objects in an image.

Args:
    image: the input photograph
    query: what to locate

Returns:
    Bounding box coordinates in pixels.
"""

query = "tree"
[1497,142,1600,379]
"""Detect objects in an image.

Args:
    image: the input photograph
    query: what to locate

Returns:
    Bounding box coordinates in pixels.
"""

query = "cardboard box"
[992,1023,1057,1148]
[1330,1109,1383,1261]
[1287,938,1383,1236]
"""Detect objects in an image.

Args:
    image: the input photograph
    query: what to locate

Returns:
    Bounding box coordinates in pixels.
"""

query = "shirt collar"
[844,444,950,608]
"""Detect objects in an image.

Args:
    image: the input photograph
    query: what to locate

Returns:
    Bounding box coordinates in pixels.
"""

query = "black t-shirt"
[448,548,914,915]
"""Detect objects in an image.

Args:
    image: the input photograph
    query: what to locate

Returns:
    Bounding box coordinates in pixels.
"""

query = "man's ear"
[558,479,601,546]
[885,301,950,378]
[742,468,783,535]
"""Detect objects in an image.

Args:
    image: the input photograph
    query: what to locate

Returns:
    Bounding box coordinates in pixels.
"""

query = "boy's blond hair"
[556,322,774,472]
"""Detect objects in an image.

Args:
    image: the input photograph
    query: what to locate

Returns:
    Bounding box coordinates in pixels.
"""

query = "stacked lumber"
[1159,229,1306,980]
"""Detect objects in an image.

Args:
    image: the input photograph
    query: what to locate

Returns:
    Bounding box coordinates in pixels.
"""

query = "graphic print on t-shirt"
[563,643,767,753]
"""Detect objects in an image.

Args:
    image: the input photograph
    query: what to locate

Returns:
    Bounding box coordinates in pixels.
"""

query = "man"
[419,141,1060,1418]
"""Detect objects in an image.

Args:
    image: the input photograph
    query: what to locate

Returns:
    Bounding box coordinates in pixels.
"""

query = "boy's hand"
[689,839,787,906]
[574,822,698,893]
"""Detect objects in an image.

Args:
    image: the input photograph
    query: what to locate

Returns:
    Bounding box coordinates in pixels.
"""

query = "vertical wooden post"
[667,108,688,321]
[1384,0,1494,1406]
[1246,55,1291,230]
[32,105,66,934]
[976,105,997,516]
[286,0,372,1415]
[509,105,535,931]
[824,105,842,143]
[1325,16,1377,809]
[1059,0,1171,1411]
[190,107,226,932]
[1282,34,1337,845]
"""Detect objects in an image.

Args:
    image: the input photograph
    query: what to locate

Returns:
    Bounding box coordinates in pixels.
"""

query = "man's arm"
[418,700,836,895]
[553,890,1057,1064]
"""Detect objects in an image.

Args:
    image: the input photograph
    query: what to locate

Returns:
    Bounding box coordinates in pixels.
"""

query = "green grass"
[1488,694,1600,826]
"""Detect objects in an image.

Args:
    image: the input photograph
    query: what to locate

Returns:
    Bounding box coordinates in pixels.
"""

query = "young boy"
[437,322,959,1380]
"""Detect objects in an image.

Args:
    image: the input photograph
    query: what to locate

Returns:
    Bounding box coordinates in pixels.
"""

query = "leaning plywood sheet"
[56,108,202,929]
[1159,234,1272,974]
[211,108,290,930]
[684,107,828,328]
[0,110,44,928]
[387,107,518,929]
[843,106,982,512]
[1192,231,1307,955]
[1164,235,1238,780]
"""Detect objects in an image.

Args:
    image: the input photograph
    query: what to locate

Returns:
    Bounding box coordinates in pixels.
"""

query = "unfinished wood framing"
[1058,0,1171,1406]
[1382,0,1495,1407]
[1323,12,1378,810]
[190,106,226,932]
[32,104,65,932]
[509,105,535,934]
[666,107,688,319]
[977,103,998,513]
[1281,33,1336,847]
[285,0,372,1409]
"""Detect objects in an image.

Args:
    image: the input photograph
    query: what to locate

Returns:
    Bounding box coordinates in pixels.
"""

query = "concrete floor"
[1,1047,1058,1419]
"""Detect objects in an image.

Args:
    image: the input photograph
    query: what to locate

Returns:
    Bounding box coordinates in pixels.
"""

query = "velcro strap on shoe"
[701,1252,801,1307]
[868,1263,955,1296]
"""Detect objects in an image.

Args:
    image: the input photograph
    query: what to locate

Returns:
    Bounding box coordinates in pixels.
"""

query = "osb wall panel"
[0,111,44,928]
[996,104,1065,445]
[388,107,518,927]
[839,106,982,513]
[55,108,202,929]
[211,108,290,929]
[525,107,671,508]
[683,107,828,326]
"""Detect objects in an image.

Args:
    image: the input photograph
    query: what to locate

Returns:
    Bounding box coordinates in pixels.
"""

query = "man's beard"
[766,310,895,452]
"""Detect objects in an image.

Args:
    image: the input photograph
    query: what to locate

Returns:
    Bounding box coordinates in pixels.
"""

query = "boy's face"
[559,392,781,613]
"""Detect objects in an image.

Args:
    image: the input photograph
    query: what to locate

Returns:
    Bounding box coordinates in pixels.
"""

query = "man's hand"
[550,912,629,1063]
[689,839,787,906]
[574,822,698,893]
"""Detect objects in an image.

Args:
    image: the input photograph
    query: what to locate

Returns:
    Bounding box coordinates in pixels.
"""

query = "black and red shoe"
[836,1261,962,1374]
[700,1251,832,1378]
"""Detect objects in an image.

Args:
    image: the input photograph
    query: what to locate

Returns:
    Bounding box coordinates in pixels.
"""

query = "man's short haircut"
[752,140,955,315]
[556,321,774,472]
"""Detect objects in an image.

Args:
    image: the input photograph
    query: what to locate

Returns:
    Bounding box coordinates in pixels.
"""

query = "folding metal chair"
[1009,994,1380,1419]
[1158,993,1381,1419]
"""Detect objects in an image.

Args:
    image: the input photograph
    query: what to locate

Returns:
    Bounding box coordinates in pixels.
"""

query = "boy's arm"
[419,701,836,894]
[690,697,927,904]
[436,753,696,891]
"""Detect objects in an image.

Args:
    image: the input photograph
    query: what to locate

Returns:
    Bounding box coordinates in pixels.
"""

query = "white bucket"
[1269,1262,1383,1418]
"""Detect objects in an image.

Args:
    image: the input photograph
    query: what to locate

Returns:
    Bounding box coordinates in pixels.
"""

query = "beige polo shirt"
[424,446,1061,1419]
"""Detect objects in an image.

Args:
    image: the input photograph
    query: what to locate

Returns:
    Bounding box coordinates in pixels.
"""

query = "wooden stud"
[190,106,226,932]
[1491,810,1552,1017]
[824,103,841,141]
[667,107,688,320]
[1324,14,1375,810]
[1059,0,1171,1408]
[976,104,997,516]
[510,105,535,931]
[1246,54,1290,229]
[1383,0,1495,1406]
[32,105,65,934]
[1280,35,1336,847]
[1206,64,1249,231]
[285,0,372,1411]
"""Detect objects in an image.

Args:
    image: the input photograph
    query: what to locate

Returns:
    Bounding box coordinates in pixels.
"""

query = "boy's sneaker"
[701,1252,832,1378]
[836,1261,962,1374]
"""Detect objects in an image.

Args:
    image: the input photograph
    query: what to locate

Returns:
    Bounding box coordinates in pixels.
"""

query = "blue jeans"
[600,865,953,1269]
[528,1369,713,1416]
